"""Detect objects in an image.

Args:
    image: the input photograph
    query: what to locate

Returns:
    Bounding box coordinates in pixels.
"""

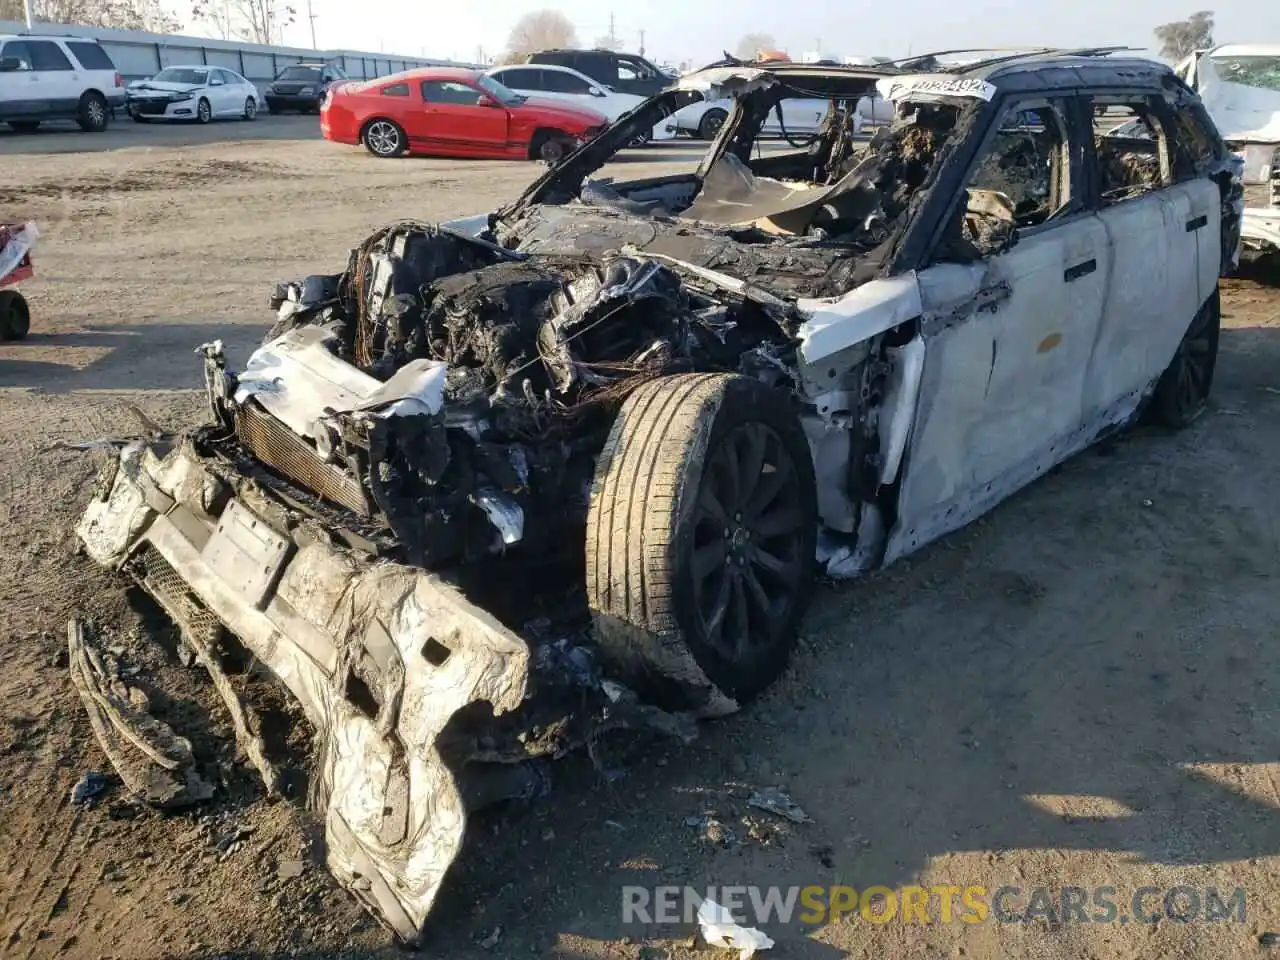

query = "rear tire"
[585,373,817,709]
[0,290,31,341]
[1150,286,1220,428]
[76,92,109,132]
[362,118,406,158]
[7,120,40,133]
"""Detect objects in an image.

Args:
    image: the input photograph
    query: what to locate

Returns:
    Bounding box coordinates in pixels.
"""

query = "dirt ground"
[2,122,1280,960]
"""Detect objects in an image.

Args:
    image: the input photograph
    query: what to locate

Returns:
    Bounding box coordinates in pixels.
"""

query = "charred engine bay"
[250,223,799,571]
[233,104,967,573]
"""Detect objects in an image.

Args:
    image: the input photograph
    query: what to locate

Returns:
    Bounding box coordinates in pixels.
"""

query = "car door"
[416,79,508,154]
[209,69,235,115]
[888,95,1112,561]
[230,70,256,110]
[25,40,77,116]
[218,69,241,113]
[1084,93,1215,415]
[773,97,829,135]
[0,40,42,119]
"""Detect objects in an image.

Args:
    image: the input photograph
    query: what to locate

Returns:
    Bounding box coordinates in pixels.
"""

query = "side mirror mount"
[0,57,22,73]
[476,94,499,107]
[589,86,605,97]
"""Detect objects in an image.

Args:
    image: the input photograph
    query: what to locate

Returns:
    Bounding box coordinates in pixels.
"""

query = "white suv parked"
[0,35,125,132]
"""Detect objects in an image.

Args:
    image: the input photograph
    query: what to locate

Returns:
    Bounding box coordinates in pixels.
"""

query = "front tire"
[0,290,31,341]
[586,373,817,709]
[243,97,257,121]
[362,118,406,157]
[697,108,727,140]
[1151,287,1220,428]
[76,92,109,132]
[531,130,572,166]
[196,98,212,124]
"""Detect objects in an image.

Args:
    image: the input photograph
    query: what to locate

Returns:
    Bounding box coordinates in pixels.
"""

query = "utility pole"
[608,11,616,48]
[23,0,34,29]
[638,29,645,56]
[306,0,318,49]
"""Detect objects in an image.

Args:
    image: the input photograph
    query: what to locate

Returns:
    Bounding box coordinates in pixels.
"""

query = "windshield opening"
[476,74,525,106]
[584,87,961,253]
[278,65,323,81]
[1211,55,1280,92]
[153,68,209,85]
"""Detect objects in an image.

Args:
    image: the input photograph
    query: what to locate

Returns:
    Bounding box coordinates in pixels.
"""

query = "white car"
[126,66,259,124]
[484,63,672,143]
[1177,44,1280,256]
[0,34,125,133]
[671,95,867,140]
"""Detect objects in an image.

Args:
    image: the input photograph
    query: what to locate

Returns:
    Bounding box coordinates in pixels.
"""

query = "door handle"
[1186,214,1208,232]
[1064,258,1096,282]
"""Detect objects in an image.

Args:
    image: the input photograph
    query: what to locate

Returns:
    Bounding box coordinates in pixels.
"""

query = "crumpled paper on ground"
[697,897,775,959]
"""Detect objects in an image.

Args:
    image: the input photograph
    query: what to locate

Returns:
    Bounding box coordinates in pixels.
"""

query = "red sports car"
[321,67,609,163]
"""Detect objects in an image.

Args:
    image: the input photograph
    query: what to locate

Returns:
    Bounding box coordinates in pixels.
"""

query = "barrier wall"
[0,19,477,94]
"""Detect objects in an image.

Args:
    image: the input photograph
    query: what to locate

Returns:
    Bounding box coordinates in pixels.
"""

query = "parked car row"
[0,33,350,132]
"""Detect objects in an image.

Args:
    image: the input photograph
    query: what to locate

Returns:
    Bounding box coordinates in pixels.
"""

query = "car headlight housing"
[171,93,193,102]
[299,86,315,96]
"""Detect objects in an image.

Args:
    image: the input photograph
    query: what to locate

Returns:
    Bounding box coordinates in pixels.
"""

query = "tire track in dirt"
[2,806,83,952]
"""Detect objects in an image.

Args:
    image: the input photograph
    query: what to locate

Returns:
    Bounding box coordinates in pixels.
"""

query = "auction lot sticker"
[879,75,999,102]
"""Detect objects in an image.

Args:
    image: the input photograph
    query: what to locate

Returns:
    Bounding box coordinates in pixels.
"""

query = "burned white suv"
[76,51,1243,942]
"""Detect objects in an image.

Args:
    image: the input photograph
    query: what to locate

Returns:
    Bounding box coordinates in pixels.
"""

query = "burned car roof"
[919,49,1181,91]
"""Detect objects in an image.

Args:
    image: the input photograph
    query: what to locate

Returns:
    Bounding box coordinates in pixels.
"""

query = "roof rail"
[890,46,1141,71]
[886,47,1054,66]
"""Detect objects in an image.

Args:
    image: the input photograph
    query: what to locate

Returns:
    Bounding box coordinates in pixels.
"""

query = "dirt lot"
[2,124,1280,960]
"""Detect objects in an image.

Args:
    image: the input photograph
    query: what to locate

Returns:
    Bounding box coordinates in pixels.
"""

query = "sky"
[188,0,1264,67]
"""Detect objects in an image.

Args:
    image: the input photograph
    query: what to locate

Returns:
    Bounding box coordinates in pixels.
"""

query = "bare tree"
[190,0,235,38]
[734,32,777,60]
[192,0,295,44]
[505,9,578,58]
[1154,10,1214,61]
[593,34,621,52]
[1,0,179,30]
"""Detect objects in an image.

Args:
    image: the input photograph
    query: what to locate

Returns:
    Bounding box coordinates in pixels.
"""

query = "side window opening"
[543,69,591,95]
[420,80,481,106]
[26,40,74,72]
[1092,97,1167,204]
[381,82,409,97]
[66,41,114,71]
[1168,101,1218,179]
[1,41,33,70]
[940,99,1074,261]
